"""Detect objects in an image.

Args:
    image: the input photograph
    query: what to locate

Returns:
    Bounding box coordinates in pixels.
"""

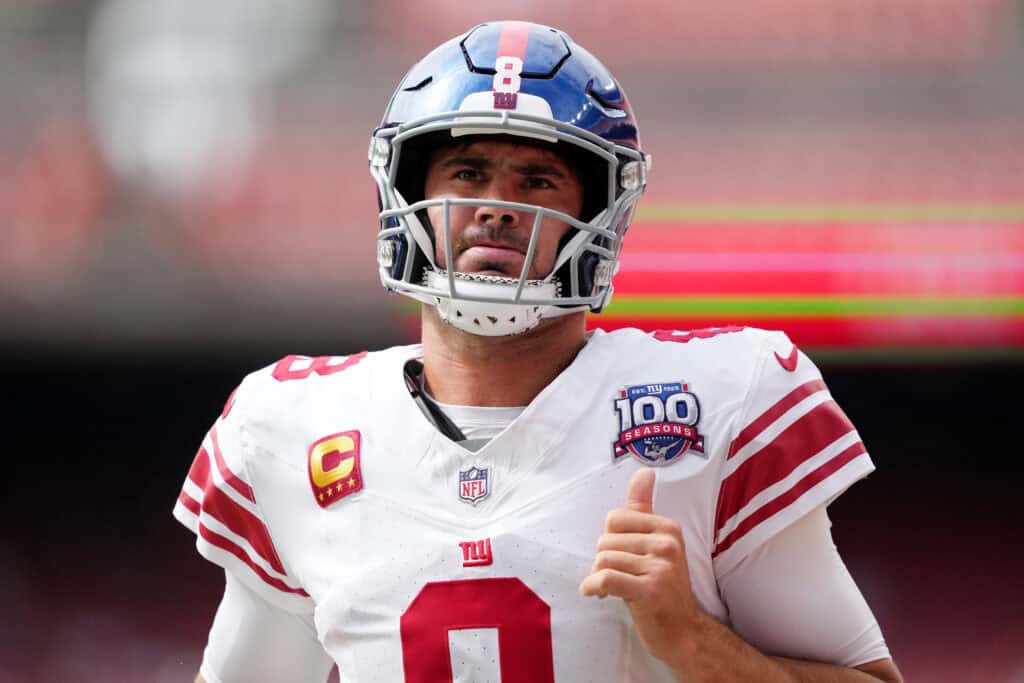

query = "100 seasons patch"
[613,382,706,465]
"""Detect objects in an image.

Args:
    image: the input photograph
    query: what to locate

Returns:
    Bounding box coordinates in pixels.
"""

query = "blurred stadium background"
[2,1,1022,681]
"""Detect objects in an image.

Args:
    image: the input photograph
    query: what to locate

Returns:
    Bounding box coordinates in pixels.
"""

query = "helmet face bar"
[370,21,649,336]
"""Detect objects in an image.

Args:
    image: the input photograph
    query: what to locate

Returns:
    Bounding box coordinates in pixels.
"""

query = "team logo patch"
[459,538,493,567]
[308,430,363,508]
[458,466,490,505]
[613,382,706,465]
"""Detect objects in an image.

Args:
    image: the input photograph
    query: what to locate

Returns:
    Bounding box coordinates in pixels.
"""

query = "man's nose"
[473,177,522,227]
[473,203,520,227]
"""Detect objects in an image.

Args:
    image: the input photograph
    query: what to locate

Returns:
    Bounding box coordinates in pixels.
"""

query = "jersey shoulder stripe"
[711,330,874,573]
[184,442,286,575]
[714,399,861,547]
[713,440,867,558]
[717,398,857,526]
[209,427,255,502]
[727,379,827,459]
[194,520,310,597]
[174,436,308,596]
[173,377,318,610]
[173,484,310,599]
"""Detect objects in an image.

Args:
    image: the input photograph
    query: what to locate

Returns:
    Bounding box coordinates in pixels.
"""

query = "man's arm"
[654,606,902,682]
[658,607,902,681]
[580,469,902,683]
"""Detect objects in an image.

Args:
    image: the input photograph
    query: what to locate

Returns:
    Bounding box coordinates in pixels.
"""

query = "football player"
[177,21,902,683]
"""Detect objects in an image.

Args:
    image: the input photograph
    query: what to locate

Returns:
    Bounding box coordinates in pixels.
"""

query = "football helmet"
[370,21,649,336]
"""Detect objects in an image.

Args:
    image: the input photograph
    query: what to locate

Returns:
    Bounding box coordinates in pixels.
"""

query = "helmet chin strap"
[423,269,576,336]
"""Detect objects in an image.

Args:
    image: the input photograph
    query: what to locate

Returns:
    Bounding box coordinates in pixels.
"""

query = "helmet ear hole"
[577,250,602,300]
[557,143,608,223]
[551,235,609,308]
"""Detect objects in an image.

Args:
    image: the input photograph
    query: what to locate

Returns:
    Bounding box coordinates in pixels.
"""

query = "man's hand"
[579,468,904,683]
[579,467,700,666]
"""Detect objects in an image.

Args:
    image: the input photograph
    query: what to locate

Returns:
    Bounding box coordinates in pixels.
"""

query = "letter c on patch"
[310,433,358,488]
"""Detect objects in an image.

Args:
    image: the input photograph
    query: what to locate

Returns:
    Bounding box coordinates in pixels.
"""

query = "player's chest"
[256,379,734,594]
[297,462,678,681]
[252,374,735,679]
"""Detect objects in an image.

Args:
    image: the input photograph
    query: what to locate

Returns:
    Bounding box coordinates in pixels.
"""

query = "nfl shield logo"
[458,467,490,505]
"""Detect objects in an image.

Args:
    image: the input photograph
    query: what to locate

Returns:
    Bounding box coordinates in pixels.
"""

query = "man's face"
[422,139,585,280]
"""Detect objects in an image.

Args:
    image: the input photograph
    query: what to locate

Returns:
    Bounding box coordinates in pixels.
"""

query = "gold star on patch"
[347,477,357,488]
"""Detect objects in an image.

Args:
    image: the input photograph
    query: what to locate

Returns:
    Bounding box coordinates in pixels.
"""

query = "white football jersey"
[174,326,875,682]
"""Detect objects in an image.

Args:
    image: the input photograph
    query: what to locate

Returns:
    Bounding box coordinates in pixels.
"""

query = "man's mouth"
[463,244,523,259]
[461,252,524,277]
[455,238,530,276]
[462,238,525,253]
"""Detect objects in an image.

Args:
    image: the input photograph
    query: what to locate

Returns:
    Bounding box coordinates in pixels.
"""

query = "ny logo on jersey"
[613,382,706,465]
[459,538,493,567]
[458,466,490,505]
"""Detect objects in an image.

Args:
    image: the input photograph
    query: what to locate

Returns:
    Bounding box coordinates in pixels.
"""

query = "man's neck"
[420,308,588,407]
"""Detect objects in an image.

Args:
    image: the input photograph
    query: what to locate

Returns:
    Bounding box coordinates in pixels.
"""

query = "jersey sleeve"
[719,506,890,667]
[711,331,875,575]
[200,571,334,683]
[172,381,313,613]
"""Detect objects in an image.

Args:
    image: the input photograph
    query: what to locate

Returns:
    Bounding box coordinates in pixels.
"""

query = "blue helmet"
[370,21,649,336]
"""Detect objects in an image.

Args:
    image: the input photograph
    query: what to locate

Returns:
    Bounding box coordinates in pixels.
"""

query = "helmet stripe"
[496,20,532,65]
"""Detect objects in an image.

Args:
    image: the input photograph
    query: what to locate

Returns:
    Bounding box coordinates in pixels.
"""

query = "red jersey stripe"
[210,426,256,502]
[496,21,532,63]
[185,448,286,575]
[198,523,309,597]
[728,379,827,459]
[178,490,200,516]
[200,479,287,575]
[716,399,857,535]
[186,446,212,490]
[712,441,868,558]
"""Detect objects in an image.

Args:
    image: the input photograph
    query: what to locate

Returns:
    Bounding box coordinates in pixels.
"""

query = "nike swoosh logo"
[774,345,799,372]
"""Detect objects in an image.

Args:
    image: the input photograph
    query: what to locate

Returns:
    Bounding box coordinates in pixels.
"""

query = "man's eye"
[526,177,555,189]
[454,169,480,181]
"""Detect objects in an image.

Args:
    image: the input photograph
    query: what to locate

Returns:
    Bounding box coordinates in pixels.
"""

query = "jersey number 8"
[401,577,555,681]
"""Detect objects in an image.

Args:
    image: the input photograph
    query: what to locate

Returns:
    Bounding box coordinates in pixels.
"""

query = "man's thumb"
[625,468,656,513]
